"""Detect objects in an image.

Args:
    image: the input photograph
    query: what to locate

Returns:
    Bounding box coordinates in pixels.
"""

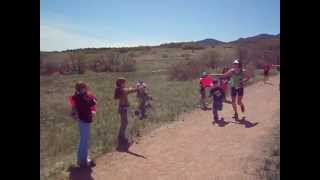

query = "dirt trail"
[75,75,280,180]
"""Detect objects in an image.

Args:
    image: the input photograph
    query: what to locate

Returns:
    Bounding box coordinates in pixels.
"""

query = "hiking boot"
[87,159,96,167]
[240,105,245,113]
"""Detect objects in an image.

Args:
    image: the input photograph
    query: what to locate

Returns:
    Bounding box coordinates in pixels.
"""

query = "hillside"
[40,33,279,75]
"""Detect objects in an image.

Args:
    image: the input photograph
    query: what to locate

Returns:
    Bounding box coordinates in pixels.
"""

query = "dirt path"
[72,75,280,180]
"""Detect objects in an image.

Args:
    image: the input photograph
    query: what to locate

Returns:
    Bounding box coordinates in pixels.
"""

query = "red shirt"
[200,76,213,88]
[69,92,97,123]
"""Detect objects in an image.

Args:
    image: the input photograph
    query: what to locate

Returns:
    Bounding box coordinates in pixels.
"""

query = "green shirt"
[229,69,245,88]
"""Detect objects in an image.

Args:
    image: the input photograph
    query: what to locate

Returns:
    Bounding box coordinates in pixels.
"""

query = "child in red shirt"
[199,72,213,110]
[69,81,97,167]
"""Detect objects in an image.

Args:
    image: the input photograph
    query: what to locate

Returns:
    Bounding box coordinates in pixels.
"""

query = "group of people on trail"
[68,58,279,168]
[199,59,250,123]
[199,60,280,124]
[69,79,152,168]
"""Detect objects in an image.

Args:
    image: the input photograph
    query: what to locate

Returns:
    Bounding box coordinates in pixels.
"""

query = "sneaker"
[87,159,96,167]
[78,159,96,168]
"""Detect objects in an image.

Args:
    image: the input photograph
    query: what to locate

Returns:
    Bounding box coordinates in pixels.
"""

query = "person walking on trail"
[263,64,272,84]
[271,64,280,90]
[69,81,97,167]
[199,72,213,110]
[114,77,143,151]
[209,59,250,120]
[264,63,280,84]
[135,80,153,120]
[209,79,226,124]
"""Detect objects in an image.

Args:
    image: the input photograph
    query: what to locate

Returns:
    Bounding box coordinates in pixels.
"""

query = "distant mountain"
[41,33,279,52]
[229,33,279,44]
[194,38,225,46]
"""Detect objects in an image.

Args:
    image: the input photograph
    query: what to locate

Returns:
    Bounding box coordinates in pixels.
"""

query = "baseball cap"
[233,59,240,64]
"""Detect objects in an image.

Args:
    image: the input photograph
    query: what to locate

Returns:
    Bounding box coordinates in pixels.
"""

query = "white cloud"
[40,14,178,51]
[40,24,167,51]
[40,24,110,51]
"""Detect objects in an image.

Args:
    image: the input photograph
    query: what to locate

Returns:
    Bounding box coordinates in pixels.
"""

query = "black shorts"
[264,71,269,76]
[231,87,244,97]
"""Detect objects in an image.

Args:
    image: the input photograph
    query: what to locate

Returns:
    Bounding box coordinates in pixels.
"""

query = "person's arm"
[69,96,78,120]
[124,86,143,94]
[70,107,78,120]
[241,70,250,83]
[209,69,234,78]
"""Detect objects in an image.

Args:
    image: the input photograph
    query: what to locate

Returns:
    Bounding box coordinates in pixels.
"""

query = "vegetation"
[40,34,280,180]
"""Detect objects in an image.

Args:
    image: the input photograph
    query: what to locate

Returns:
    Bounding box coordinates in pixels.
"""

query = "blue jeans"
[77,120,90,165]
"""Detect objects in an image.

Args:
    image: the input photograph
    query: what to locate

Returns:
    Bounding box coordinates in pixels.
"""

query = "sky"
[40,0,280,51]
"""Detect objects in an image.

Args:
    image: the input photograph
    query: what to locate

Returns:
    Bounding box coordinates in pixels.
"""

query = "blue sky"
[40,0,280,51]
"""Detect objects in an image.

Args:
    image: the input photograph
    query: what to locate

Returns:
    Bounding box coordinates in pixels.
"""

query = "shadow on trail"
[232,117,258,128]
[68,166,94,180]
[116,143,147,159]
[201,107,212,111]
[212,118,230,127]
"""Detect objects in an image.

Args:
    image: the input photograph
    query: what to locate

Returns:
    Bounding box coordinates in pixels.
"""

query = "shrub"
[182,44,205,51]
[162,54,169,58]
[42,61,61,75]
[199,49,227,70]
[69,53,87,74]
[180,54,191,59]
[168,58,205,81]
[91,52,136,72]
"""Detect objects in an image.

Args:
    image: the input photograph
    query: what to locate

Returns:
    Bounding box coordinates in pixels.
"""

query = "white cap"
[202,72,207,76]
[233,59,240,64]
